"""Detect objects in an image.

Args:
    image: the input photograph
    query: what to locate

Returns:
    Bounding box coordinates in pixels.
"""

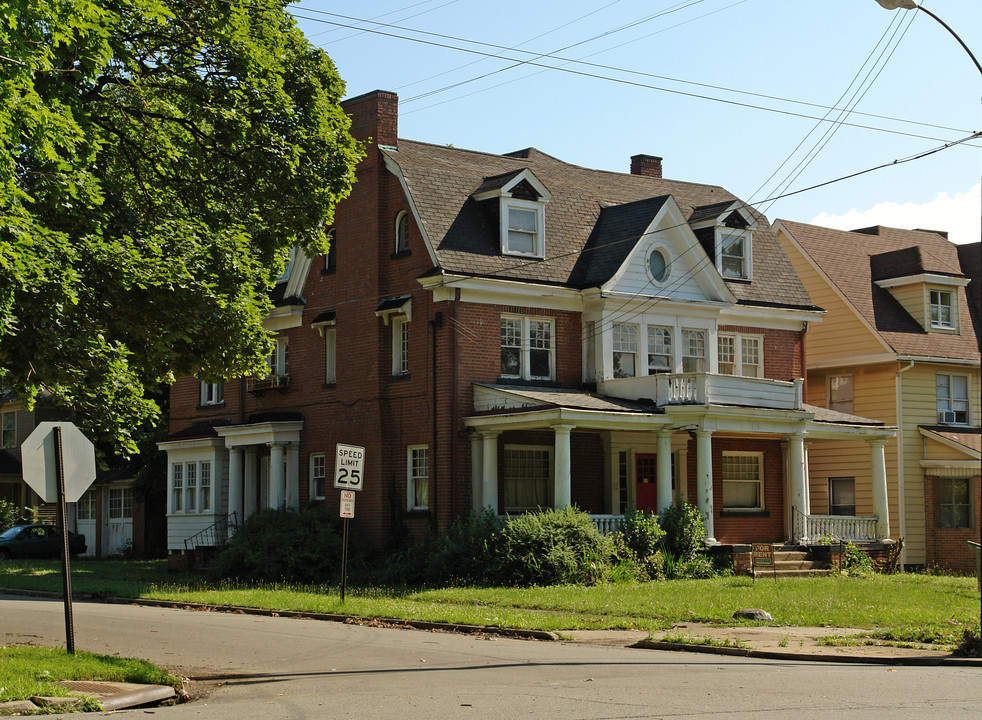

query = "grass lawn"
[0,645,183,709]
[1,559,979,647]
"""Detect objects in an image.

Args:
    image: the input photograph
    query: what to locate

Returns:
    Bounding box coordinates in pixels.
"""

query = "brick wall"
[718,325,804,382]
[923,473,981,574]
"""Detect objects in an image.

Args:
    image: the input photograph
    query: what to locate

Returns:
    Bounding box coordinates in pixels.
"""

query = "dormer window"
[929,289,954,329]
[276,248,297,283]
[719,230,749,279]
[473,168,551,259]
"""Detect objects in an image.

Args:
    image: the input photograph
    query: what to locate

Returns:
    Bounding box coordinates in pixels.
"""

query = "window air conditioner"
[938,410,956,424]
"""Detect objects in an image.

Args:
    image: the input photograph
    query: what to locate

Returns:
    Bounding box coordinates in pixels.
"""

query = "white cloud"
[810,183,980,245]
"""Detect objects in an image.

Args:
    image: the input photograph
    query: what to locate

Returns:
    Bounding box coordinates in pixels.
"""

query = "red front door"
[635,454,658,513]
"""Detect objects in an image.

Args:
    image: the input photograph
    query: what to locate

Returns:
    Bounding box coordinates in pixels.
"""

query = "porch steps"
[752,549,832,578]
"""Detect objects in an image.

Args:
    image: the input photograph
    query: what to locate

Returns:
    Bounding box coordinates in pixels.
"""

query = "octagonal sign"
[21,422,96,503]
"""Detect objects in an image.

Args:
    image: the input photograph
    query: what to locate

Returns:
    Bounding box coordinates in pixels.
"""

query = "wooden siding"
[777,231,885,363]
[887,283,926,330]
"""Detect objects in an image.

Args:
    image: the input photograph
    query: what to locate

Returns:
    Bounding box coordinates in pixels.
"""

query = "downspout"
[799,322,808,405]
[895,359,915,570]
[449,292,459,525]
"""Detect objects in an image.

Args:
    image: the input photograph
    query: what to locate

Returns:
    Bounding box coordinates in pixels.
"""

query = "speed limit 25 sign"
[333,443,365,491]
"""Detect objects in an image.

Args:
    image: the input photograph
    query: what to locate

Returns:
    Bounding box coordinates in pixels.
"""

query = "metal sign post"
[334,445,364,604]
[22,422,95,655]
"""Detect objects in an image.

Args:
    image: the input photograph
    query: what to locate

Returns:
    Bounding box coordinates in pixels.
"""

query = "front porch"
[468,384,897,546]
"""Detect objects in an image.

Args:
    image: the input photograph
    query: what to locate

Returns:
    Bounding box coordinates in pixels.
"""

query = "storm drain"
[56,680,177,711]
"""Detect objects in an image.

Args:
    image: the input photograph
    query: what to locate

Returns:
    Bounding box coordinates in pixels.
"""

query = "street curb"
[0,587,558,641]
[633,639,982,667]
[5,587,979,664]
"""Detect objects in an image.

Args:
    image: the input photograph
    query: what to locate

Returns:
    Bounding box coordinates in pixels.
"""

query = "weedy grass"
[0,646,182,710]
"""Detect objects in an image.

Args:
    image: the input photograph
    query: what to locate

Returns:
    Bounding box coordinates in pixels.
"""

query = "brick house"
[161,90,896,561]
[776,221,980,572]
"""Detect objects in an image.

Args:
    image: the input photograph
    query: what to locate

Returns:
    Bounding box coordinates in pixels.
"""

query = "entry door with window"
[106,486,133,556]
[635,454,658,513]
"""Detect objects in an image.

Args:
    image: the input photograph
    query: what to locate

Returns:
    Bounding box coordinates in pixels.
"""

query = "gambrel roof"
[382,141,814,309]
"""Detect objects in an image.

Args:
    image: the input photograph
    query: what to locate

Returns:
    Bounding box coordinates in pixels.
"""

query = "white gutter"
[896,355,981,368]
[895,359,915,570]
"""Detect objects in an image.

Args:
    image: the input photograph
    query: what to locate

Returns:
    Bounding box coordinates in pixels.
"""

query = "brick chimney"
[630,154,663,178]
[341,89,398,149]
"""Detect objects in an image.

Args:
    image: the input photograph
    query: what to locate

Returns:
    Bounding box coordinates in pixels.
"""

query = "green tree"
[0,0,361,451]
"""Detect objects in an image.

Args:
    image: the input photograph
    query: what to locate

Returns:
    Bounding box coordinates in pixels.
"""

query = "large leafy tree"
[0,0,362,451]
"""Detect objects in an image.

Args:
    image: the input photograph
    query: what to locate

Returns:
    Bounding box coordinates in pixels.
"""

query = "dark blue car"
[0,524,87,560]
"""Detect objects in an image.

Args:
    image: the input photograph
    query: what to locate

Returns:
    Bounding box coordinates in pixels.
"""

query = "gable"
[603,197,735,304]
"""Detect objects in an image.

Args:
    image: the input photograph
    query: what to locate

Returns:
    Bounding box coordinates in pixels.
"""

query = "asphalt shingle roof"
[383,141,813,308]
[778,221,980,360]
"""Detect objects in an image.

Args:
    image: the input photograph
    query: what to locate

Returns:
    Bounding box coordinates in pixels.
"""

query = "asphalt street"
[2,594,980,719]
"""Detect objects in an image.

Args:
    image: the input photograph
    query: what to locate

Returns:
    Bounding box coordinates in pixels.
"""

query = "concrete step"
[752,567,833,578]
[772,551,809,562]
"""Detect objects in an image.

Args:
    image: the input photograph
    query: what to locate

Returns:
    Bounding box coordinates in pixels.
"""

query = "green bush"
[423,508,501,586]
[211,507,345,583]
[0,499,20,533]
[614,511,666,581]
[496,507,615,586]
[659,502,706,561]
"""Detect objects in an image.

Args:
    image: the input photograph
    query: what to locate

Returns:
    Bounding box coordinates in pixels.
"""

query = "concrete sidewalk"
[564,623,982,666]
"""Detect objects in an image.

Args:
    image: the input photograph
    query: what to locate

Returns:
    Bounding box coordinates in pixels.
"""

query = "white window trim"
[646,245,672,285]
[200,381,224,406]
[937,373,971,426]
[612,322,639,378]
[276,247,297,283]
[170,463,183,514]
[928,287,957,331]
[646,325,673,373]
[310,452,326,501]
[169,461,215,515]
[502,444,553,513]
[681,327,708,373]
[722,451,765,511]
[717,332,763,378]
[324,328,336,385]
[501,198,546,258]
[716,227,753,281]
[198,462,212,512]
[268,337,289,377]
[391,315,409,376]
[407,445,429,511]
[500,314,555,381]
[1,411,15,449]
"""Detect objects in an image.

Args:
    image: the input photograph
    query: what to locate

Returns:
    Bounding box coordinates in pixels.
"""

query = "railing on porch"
[597,373,802,410]
[184,512,239,552]
[792,506,878,543]
[589,514,626,535]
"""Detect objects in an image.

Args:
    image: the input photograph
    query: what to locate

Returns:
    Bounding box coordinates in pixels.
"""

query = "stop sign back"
[21,422,96,503]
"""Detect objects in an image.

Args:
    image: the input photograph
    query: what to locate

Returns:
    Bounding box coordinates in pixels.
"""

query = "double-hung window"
[268,337,289,377]
[647,326,672,373]
[392,316,409,376]
[185,462,197,512]
[500,316,554,381]
[407,445,429,511]
[722,452,764,510]
[829,375,854,414]
[717,334,762,377]
[199,462,211,512]
[1,412,14,448]
[171,464,184,513]
[828,477,855,516]
[77,489,97,521]
[929,289,954,329]
[503,202,544,257]
[109,487,133,520]
[937,374,970,425]
[718,230,752,280]
[310,453,326,501]
[200,382,223,406]
[395,211,410,254]
[681,329,706,373]
[939,478,971,528]
[612,323,638,378]
[503,446,551,512]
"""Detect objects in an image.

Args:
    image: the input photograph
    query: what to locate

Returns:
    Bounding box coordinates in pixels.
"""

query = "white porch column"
[471,432,484,514]
[552,425,574,509]
[656,430,673,514]
[788,432,808,542]
[481,431,500,514]
[243,447,258,518]
[227,447,243,524]
[869,438,891,540]
[285,442,300,510]
[695,430,716,543]
[268,442,285,509]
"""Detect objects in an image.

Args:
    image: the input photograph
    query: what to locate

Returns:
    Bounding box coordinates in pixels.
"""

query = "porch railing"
[184,512,239,552]
[589,514,626,535]
[792,507,878,543]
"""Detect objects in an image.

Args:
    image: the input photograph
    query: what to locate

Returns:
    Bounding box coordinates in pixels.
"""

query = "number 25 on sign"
[334,443,365,491]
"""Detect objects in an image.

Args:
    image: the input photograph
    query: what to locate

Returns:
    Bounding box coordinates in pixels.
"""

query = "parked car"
[0,523,87,560]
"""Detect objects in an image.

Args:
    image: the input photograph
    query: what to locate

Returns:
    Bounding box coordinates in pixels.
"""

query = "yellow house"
[775,221,980,571]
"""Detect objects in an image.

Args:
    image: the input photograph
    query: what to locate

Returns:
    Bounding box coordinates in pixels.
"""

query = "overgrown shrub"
[496,507,615,586]
[659,502,706,561]
[841,541,877,576]
[0,499,19,533]
[211,507,345,583]
[423,508,501,586]
[615,511,666,581]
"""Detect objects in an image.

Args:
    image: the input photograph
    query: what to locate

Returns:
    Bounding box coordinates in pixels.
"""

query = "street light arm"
[877,0,982,75]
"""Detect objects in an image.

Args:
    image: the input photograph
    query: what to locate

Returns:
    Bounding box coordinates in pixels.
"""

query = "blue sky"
[290,1,980,244]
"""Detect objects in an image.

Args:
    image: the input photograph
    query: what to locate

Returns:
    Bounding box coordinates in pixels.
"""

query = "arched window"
[395,211,410,254]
